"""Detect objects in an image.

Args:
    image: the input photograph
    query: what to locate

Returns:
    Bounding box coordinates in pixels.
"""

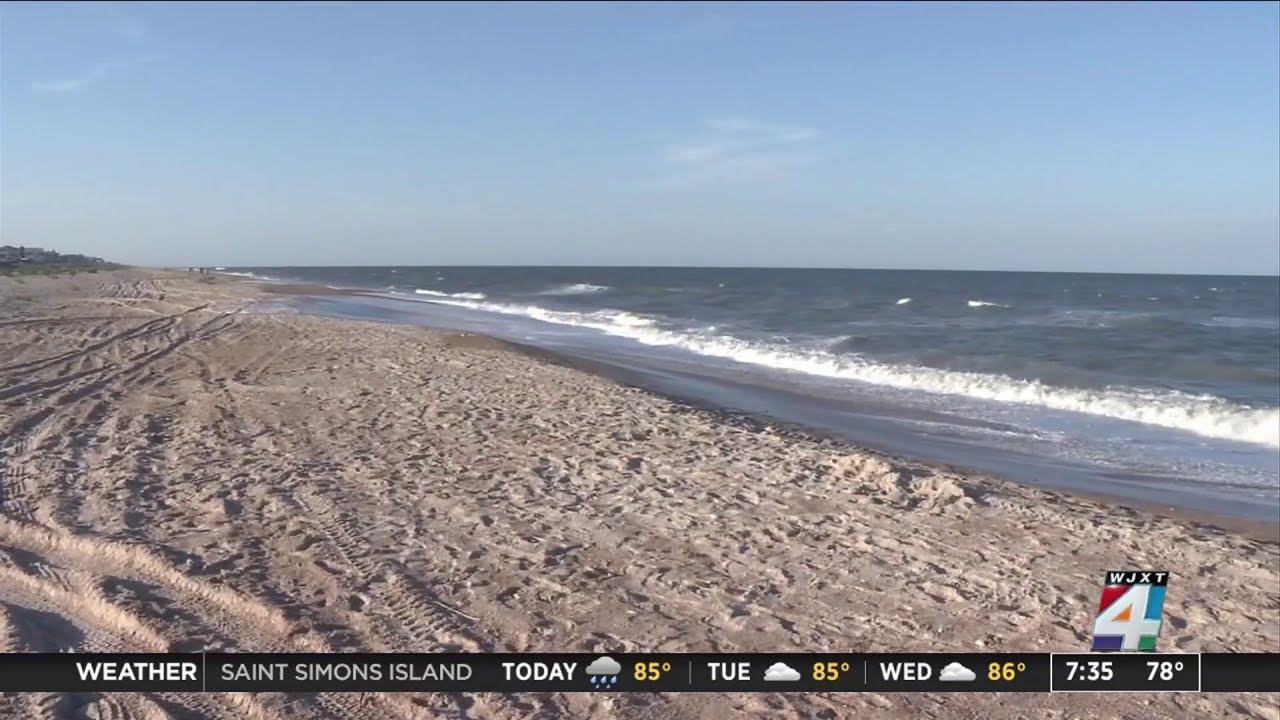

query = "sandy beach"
[0,270,1275,719]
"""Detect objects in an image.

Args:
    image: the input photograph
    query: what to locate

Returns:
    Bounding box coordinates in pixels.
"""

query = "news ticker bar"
[1,653,1277,693]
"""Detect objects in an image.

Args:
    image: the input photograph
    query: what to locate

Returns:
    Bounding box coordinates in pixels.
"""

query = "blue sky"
[2,2,1277,273]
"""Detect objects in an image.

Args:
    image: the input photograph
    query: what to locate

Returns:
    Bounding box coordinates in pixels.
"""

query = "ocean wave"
[215,270,272,280]
[967,300,1008,308]
[414,294,654,329]
[896,297,912,305]
[416,295,1279,447]
[540,283,611,296]
[1208,316,1280,329]
[415,289,487,300]
[585,310,655,327]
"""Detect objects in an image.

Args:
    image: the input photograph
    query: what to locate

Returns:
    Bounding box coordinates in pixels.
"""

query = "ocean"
[226,266,1280,520]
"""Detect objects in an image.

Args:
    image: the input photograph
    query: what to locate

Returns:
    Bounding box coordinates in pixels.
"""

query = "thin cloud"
[704,116,819,141]
[662,115,820,185]
[31,56,159,94]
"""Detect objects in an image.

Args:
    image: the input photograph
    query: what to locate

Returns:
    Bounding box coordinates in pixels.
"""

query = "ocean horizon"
[210,264,1280,277]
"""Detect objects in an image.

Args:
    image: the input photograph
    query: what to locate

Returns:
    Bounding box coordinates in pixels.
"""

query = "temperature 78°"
[1147,660,1184,681]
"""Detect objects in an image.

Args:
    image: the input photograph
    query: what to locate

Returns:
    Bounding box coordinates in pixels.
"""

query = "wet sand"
[0,270,1276,719]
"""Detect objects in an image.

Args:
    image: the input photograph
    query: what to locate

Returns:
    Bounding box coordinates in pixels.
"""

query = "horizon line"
[155,264,1280,278]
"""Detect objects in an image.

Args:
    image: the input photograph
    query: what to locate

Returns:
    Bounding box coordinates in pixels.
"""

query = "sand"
[0,270,1276,719]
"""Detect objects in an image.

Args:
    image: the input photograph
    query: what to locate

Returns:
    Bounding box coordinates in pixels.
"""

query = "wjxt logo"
[1091,570,1169,652]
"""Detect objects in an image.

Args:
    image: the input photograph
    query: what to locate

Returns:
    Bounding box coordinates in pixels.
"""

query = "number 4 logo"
[1092,584,1166,651]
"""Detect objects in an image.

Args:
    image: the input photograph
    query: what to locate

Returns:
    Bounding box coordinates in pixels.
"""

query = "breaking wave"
[967,300,1009,308]
[411,294,1280,448]
[415,289,487,300]
[540,283,611,296]
[214,270,273,280]
[896,297,912,305]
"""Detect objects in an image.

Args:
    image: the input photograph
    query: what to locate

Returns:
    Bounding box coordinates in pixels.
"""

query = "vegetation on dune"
[0,262,127,278]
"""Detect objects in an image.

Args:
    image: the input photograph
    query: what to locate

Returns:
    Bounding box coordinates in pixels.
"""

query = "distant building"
[0,245,110,269]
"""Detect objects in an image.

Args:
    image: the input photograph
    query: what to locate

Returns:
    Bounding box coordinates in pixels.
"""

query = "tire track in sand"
[290,485,564,719]
[0,550,271,720]
[0,516,430,720]
[0,311,189,375]
[0,434,34,523]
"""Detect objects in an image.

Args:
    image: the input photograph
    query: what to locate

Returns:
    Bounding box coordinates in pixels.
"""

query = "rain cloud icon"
[586,656,622,676]
[939,662,976,682]
[763,662,802,682]
[586,656,622,688]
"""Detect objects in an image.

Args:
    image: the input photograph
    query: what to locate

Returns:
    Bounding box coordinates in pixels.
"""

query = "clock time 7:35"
[1064,660,1112,682]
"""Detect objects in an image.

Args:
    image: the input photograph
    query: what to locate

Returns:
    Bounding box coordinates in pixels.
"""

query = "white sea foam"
[413,295,1279,448]
[967,300,1008,308]
[1209,316,1280,329]
[415,289,487,300]
[215,270,271,279]
[896,297,912,305]
[540,283,611,295]
[585,310,655,327]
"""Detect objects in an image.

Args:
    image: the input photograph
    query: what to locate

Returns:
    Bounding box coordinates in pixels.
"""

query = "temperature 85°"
[813,661,851,681]
[634,661,672,681]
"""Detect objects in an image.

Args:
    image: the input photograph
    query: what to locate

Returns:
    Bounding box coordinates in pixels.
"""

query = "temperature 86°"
[634,661,672,681]
[988,662,1027,681]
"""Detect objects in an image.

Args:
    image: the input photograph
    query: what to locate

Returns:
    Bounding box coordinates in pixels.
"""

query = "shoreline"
[259,279,1280,539]
[424,331,1280,542]
[1,270,1276,719]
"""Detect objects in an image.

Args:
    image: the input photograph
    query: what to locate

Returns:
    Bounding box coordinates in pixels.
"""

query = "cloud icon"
[585,656,622,676]
[939,662,976,682]
[763,662,801,682]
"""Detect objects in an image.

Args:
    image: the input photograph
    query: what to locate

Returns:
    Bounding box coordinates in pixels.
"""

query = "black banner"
[0,652,1275,693]
[1051,653,1200,692]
